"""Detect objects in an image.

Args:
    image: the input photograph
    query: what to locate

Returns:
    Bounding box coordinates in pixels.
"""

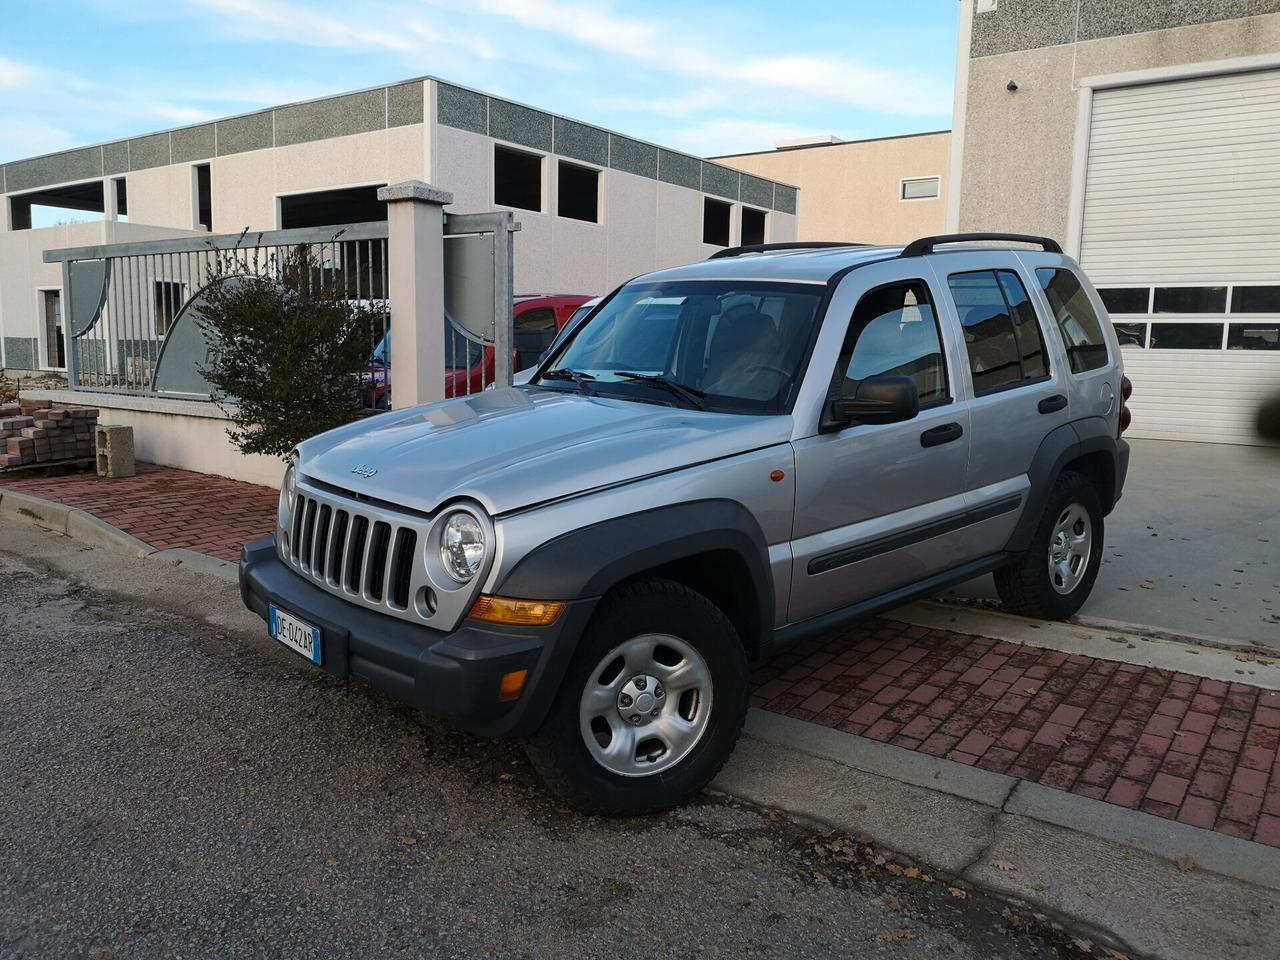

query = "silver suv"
[240,233,1131,815]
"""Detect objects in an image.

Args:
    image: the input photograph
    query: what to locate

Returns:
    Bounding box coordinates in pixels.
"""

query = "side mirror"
[822,375,919,432]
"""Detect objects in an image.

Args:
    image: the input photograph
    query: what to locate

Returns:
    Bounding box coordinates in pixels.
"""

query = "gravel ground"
[0,529,1087,960]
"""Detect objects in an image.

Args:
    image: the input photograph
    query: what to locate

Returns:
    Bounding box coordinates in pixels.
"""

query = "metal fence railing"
[43,223,391,405]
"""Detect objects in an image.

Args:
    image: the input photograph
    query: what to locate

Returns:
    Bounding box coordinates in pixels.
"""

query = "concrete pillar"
[377,181,454,409]
[104,178,119,223]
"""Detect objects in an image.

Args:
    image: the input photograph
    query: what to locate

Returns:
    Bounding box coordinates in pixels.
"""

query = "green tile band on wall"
[171,124,216,164]
[701,161,739,200]
[274,87,386,148]
[3,337,39,370]
[773,185,797,215]
[489,98,553,152]
[387,81,424,128]
[609,135,658,179]
[5,147,103,193]
[216,112,273,156]
[436,82,487,134]
[129,132,171,171]
[740,174,774,209]
[103,141,129,177]
[658,149,700,190]
[554,117,608,167]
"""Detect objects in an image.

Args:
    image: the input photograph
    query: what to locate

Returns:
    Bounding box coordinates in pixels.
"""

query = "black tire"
[524,577,749,816]
[994,470,1104,620]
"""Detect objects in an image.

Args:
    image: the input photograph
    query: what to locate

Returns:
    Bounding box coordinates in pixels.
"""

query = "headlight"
[440,511,486,583]
[280,462,297,521]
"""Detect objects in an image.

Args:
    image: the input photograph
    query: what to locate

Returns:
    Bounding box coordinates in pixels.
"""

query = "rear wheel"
[525,577,749,816]
[994,471,1104,620]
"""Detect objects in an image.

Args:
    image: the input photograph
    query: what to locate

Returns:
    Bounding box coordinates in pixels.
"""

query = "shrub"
[196,241,381,459]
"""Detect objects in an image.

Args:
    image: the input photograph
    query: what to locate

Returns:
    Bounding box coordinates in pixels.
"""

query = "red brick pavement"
[5,462,1278,848]
[750,619,1280,848]
[0,463,277,563]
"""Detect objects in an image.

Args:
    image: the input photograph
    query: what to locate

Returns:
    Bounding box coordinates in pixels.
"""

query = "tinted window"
[1035,267,1109,374]
[513,308,559,361]
[1153,286,1227,314]
[1227,323,1280,350]
[997,270,1048,380]
[1231,286,1280,314]
[839,281,948,406]
[703,198,731,246]
[1149,323,1223,349]
[494,145,542,212]
[947,271,1024,395]
[1113,323,1146,347]
[1098,288,1149,314]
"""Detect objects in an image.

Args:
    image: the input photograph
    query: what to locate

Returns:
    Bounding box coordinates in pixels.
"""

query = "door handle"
[920,422,964,447]
[1038,394,1068,414]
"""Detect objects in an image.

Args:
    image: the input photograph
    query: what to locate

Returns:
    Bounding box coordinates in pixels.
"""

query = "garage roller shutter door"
[1081,69,1280,445]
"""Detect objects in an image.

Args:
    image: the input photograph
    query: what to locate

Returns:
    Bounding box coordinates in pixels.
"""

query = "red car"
[364,294,590,408]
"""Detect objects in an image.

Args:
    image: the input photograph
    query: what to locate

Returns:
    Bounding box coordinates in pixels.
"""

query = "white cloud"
[663,118,830,157]
[471,0,949,116]
[0,56,33,91]
[0,120,74,160]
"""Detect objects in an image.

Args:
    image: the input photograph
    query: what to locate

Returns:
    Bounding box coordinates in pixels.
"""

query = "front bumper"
[238,536,596,737]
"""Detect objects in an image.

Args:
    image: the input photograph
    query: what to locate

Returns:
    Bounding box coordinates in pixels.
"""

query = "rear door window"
[1035,268,1109,373]
[946,270,1050,396]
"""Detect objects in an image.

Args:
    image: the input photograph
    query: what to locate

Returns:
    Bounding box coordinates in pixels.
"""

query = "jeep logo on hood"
[351,464,378,478]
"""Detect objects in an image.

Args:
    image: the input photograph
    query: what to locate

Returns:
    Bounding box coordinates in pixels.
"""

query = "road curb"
[715,709,1280,960]
[0,489,234,579]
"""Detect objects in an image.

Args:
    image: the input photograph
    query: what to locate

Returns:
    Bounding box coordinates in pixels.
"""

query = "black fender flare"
[498,498,775,650]
[1006,418,1124,553]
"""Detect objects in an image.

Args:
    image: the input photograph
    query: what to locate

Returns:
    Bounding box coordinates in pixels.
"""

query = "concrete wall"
[717,133,951,245]
[431,121,798,295]
[21,389,283,488]
[0,221,202,371]
[956,6,1280,239]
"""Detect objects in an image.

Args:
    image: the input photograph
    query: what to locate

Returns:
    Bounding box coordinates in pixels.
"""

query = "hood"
[298,387,792,516]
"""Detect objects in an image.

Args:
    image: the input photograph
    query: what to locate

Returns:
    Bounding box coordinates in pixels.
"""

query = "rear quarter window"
[1035,268,1109,374]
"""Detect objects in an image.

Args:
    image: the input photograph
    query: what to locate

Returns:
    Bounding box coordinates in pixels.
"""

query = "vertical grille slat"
[346,515,369,592]
[366,521,392,602]
[390,528,417,609]
[328,510,349,584]
[299,499,318,569]
[313,504,332,575]
[291,495,308,561]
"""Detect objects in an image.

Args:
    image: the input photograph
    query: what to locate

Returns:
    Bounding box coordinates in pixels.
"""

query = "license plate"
[269,605,322,665]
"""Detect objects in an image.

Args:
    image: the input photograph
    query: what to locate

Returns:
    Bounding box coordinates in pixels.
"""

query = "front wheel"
[524,578,749,816]
[994,471,1104,620]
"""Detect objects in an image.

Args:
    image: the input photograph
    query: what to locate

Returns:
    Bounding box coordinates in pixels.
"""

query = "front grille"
[289,492,422,612]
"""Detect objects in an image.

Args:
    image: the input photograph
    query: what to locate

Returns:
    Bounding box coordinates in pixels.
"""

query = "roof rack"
[899,233,1062,257]
[708,241,868,260]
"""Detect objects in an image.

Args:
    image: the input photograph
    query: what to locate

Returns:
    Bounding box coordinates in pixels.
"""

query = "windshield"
[368,319,486,371]
[535,280,824,413]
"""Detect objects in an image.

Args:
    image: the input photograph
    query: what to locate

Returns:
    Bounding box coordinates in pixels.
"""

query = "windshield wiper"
[540,367,596,395]
[613,372,708,410]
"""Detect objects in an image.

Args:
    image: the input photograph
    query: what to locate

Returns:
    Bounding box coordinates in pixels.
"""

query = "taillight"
[1118,376,1133,435]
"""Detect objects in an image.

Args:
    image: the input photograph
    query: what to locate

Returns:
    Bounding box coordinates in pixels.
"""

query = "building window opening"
[494,145,543,212]
[703,197,731,246]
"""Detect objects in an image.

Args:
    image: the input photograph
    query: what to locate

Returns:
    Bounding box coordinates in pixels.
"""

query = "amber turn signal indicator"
[770,469,785,482]
[498,669,529,702]
[469,594,565,626]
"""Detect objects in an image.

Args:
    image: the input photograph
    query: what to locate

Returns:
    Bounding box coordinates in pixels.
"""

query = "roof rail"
[899,233,1063,257]
[708,241,868,260]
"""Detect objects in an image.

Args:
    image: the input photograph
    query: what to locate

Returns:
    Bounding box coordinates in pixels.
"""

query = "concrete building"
[0,77,799,374]
[715,131,951,245]
[950,0,1280,445]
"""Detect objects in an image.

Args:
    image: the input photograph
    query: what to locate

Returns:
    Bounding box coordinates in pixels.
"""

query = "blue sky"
[0,0,959,165]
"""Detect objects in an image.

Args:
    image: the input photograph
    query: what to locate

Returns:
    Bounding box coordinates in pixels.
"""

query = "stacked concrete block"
[95,424,136,479]
[0,403,99,471]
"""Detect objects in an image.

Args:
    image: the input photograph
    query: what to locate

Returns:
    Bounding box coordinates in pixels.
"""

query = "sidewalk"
[0,463,277,563]
[3,461,1278,852]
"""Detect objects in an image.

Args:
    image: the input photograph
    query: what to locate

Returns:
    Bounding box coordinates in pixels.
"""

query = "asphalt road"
[0,520,1084,960]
